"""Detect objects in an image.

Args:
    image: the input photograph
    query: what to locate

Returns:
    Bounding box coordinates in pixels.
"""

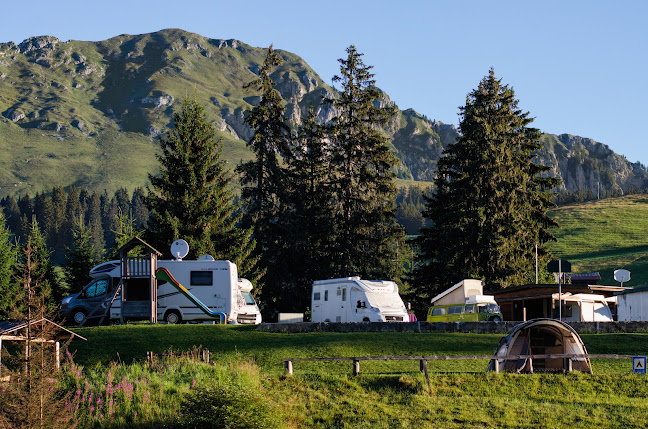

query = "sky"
[2,0,647,163]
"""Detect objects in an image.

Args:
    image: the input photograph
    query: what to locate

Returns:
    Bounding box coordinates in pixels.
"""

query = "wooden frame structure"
[0,318,86,378]
[115,237,163,324]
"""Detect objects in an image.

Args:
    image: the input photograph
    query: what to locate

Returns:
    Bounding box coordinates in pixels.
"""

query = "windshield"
[241,291,256,306]
[477,303,500,314]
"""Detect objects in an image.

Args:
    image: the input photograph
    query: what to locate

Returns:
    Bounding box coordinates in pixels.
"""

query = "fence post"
[564,357,572,373]
[353,359,360,376]
[285,360,293,376]
[493,359,500,373]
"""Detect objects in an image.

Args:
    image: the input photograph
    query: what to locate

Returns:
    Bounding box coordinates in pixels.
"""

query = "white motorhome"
[59,256,262,325]
[310,277,408,322]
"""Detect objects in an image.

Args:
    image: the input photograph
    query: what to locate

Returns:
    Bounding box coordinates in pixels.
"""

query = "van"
[427,296,503,322]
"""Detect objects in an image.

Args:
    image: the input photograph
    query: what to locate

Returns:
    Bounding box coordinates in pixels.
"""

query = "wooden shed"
[0,318,86,378]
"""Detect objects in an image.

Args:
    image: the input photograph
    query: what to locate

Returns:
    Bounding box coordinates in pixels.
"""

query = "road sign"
[547,259,571,273]
[633,356,647,374]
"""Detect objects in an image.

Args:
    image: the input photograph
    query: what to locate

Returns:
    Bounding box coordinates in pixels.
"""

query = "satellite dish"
[198,254,215,261]
[614,269,631,285]
[170,239,189,260]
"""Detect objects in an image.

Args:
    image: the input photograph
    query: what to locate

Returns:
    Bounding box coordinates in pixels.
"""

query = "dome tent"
[487,318,592,373]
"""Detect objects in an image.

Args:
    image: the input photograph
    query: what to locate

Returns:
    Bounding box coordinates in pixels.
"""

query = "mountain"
[0,28,645,197]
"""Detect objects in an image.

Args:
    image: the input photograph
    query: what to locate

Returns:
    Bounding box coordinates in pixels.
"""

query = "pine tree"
[0,211,18,319]
[145,96,257,276]
[63,223,97,293]
[327,45,405,280]
[413,69,560,305]
[25,218,61,311]
[271,106,335,311]
[237,45,292,301]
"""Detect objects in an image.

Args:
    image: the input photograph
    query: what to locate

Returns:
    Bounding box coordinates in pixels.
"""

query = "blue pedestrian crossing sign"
[633,357,647,374]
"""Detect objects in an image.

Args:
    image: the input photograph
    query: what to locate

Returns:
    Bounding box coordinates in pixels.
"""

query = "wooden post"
[150,254,158,324]
[55,341,60,370]
[421,359,431,394]
[353,359,360,376]
[0,337,3,378]
[285,360,293,375]
[564,357,572,373]
[493,359,500,373]
[420,359,425,372]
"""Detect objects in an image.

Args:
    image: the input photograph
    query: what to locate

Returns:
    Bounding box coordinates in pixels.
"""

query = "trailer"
[310,277,408,322]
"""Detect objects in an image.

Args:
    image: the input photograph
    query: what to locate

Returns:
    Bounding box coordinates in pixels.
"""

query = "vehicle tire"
[72,309,87,325]
[491,316,502,322]
[362,317,370,322]
[324,319,331,323]
[165,311,182,324]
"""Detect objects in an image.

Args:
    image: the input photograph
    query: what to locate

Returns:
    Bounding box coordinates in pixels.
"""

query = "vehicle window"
[464,304,475,313]
[314,292,321,301]
[191,271,213,286]
[85,279,108,298]
[342,288,346,301]
[448,306,463,315]
[241,291,256,306]
[478,303,500,314]
[432,307,446,316]
[324,290,328,301]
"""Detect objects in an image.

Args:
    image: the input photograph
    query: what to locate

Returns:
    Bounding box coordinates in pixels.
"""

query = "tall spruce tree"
[0,212,17,319]
[237,45,292,305]
[63,222,97,293]
[25,218,61,311]
[327,45,404,280]
[145,97,257,276]
[413,69,560,308]
[272,106,335,311]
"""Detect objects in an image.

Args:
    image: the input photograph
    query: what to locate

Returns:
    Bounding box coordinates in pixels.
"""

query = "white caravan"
[60,256,262,325]
[554,293,614,322]
[310,277,408,322]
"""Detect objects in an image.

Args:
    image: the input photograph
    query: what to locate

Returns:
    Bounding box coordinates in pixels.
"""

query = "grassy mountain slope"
[548,195,648,286]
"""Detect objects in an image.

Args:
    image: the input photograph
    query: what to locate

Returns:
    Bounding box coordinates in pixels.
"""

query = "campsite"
[51,323,648,428]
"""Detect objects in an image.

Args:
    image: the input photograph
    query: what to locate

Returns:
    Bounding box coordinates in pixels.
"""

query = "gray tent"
[487,318,592,373]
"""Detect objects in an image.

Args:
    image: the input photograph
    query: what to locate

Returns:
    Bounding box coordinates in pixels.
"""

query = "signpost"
[547,260,571,321]
[633,356,646,374]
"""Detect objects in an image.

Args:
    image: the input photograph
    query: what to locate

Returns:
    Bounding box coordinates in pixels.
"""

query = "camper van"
[310,277,409,323]
[557,293,614,322]
[59,255,262,325]
[427,295,503,322]
[427,279,503,322]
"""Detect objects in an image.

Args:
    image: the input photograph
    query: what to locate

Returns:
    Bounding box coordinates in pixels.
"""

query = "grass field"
[54,324,648,428]
[548,195,648,286]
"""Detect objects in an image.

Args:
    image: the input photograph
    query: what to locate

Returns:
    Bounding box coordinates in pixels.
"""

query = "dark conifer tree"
[86,191,105,261]
[413,69,560,311]
[131,187,149,229]
[23,219,61,310]
[273,106,335,311]
[0,212,18,319]
[63,222,97,293]
[145,97,258,276]
[327,45,405,280]
[237,45,292,303]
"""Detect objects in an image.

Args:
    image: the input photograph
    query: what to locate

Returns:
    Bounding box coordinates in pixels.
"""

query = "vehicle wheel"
[324,319,331,323]
[72,309,87,325]
[362,317,370,322]
[491,316,501,322]
[165,311,182,324]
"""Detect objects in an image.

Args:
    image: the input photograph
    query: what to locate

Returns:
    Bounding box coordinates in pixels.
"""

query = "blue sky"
[2,1,646,163]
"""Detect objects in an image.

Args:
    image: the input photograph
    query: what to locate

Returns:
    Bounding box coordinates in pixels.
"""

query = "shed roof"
[0,318,86,341]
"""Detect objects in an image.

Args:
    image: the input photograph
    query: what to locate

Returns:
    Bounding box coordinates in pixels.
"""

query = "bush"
[180,361,278,429]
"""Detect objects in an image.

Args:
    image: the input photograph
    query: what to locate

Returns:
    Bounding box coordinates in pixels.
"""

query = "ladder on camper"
[78,280,123,328]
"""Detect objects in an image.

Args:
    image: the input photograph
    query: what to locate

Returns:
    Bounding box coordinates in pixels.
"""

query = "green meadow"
[549,195,648,286]
[50,324,648,428]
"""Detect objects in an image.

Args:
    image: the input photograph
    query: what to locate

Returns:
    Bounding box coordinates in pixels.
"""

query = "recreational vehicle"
[59,253,262,325]
[427,279,503,322]
[310,277,409,323]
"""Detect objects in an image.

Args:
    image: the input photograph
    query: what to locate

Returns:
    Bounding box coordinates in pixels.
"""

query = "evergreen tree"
[413,69,560,309]
[145,97,258,276]
[271,106,335,311]
[131,187,149,229]
[63,223,97,293]
[0,212,18,319]
[22,218,60,311]
[86,191,105,260]
[237,45,292,300]
[327,45,404,280]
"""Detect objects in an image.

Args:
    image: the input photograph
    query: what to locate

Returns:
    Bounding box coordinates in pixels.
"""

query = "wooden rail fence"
[282,353,637,376]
